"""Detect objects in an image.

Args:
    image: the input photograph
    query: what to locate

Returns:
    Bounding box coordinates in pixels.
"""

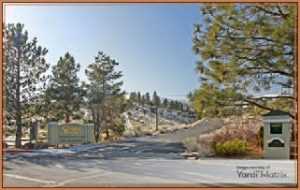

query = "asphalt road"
[3,120,297,187]
[4,155,297,187]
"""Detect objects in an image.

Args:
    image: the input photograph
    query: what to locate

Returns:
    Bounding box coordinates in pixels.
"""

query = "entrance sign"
[262,110,292,159]
[48,122,95,145]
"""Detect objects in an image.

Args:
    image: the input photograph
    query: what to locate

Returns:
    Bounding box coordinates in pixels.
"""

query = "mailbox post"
[262,110,292,159]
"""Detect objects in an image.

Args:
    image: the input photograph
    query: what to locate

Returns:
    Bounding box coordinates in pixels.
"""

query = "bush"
[112,121,125,136]
[123,130,136,137]
[183,137,199,152]
[72,114,82,120]
[181,117,262,158]
[214,139,248,156]
[183,137,215,157]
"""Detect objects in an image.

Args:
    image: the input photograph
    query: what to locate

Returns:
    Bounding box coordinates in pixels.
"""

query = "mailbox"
[262,110,292,159]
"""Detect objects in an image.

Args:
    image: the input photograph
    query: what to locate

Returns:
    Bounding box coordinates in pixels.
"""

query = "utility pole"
[155,107,159,131]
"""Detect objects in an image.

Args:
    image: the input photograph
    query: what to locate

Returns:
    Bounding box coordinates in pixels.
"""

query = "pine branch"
[244,98,295,119]
[256,5,287,18]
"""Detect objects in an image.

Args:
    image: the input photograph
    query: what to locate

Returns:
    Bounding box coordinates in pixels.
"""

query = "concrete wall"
[48,122,95,145]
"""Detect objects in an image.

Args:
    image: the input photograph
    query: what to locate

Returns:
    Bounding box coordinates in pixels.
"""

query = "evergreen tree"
[85,51,124,142]
[191,4,296,118]
[169,100,175,110]
[175,101,181,111]
[137,92,142,104]
[163,98,168,108]
[33,85,52,123]
[129,92,137,102]
[4,23,49,148]
[48,52,82,123]
[152,91,161,107]
[145,92,151,105]
[141,95,145,106]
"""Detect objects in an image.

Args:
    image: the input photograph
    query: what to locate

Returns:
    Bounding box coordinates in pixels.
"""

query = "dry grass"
[183,137,215,157]
[124,119,188,137]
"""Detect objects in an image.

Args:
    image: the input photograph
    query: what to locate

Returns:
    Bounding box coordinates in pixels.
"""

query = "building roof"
[262,110,290,117]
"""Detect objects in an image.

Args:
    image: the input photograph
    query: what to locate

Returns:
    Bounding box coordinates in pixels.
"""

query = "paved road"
[3,120,297,187]
[4,155,296,187]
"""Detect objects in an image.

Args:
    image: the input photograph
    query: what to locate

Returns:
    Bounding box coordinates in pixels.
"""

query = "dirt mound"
[190,118,224,132]
[153,118,224,142]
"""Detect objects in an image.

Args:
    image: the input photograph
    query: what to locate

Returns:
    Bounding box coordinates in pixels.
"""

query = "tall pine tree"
[48,52,82,123]
[152,91,161,107]
[85,51,125,142]
[191,4,296,118]
[4,23,49,148]
[145,92,151,105]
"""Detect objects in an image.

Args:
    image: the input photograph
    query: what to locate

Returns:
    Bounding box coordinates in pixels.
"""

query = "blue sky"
[5,3,203,100]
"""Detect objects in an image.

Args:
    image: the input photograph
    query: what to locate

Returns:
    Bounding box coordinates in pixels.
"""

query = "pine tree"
[129,92,137,102]
[137,92,141,104]
[4,23,49,148]
[48,52,82,123]
[34,86,52,123]
[152,91,161,107]
[145,92,151,105]
[163,98,168,108]
[141,95,145,106]
[192,4,296,118]
[85,51,124,142]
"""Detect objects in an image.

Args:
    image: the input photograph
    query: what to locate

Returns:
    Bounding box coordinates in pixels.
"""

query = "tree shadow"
[4,139,186,173]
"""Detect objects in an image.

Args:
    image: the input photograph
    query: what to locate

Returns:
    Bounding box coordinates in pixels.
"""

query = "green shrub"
[112,118,126,136]
[214,139,248,157]
[72,114,82,120]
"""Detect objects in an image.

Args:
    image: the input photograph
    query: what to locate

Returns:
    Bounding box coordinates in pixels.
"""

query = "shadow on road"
[5,139,186,172]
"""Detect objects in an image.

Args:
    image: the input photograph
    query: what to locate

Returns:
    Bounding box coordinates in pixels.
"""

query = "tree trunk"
[65,114,70,123]
[105,129,109,139]
[15,48,22,148]
[155,107,159,131]
[93,109,101,143]
[30,121,38,144]
[15,113,22,148]
[94,124,100,143]
[94,130,99,143]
